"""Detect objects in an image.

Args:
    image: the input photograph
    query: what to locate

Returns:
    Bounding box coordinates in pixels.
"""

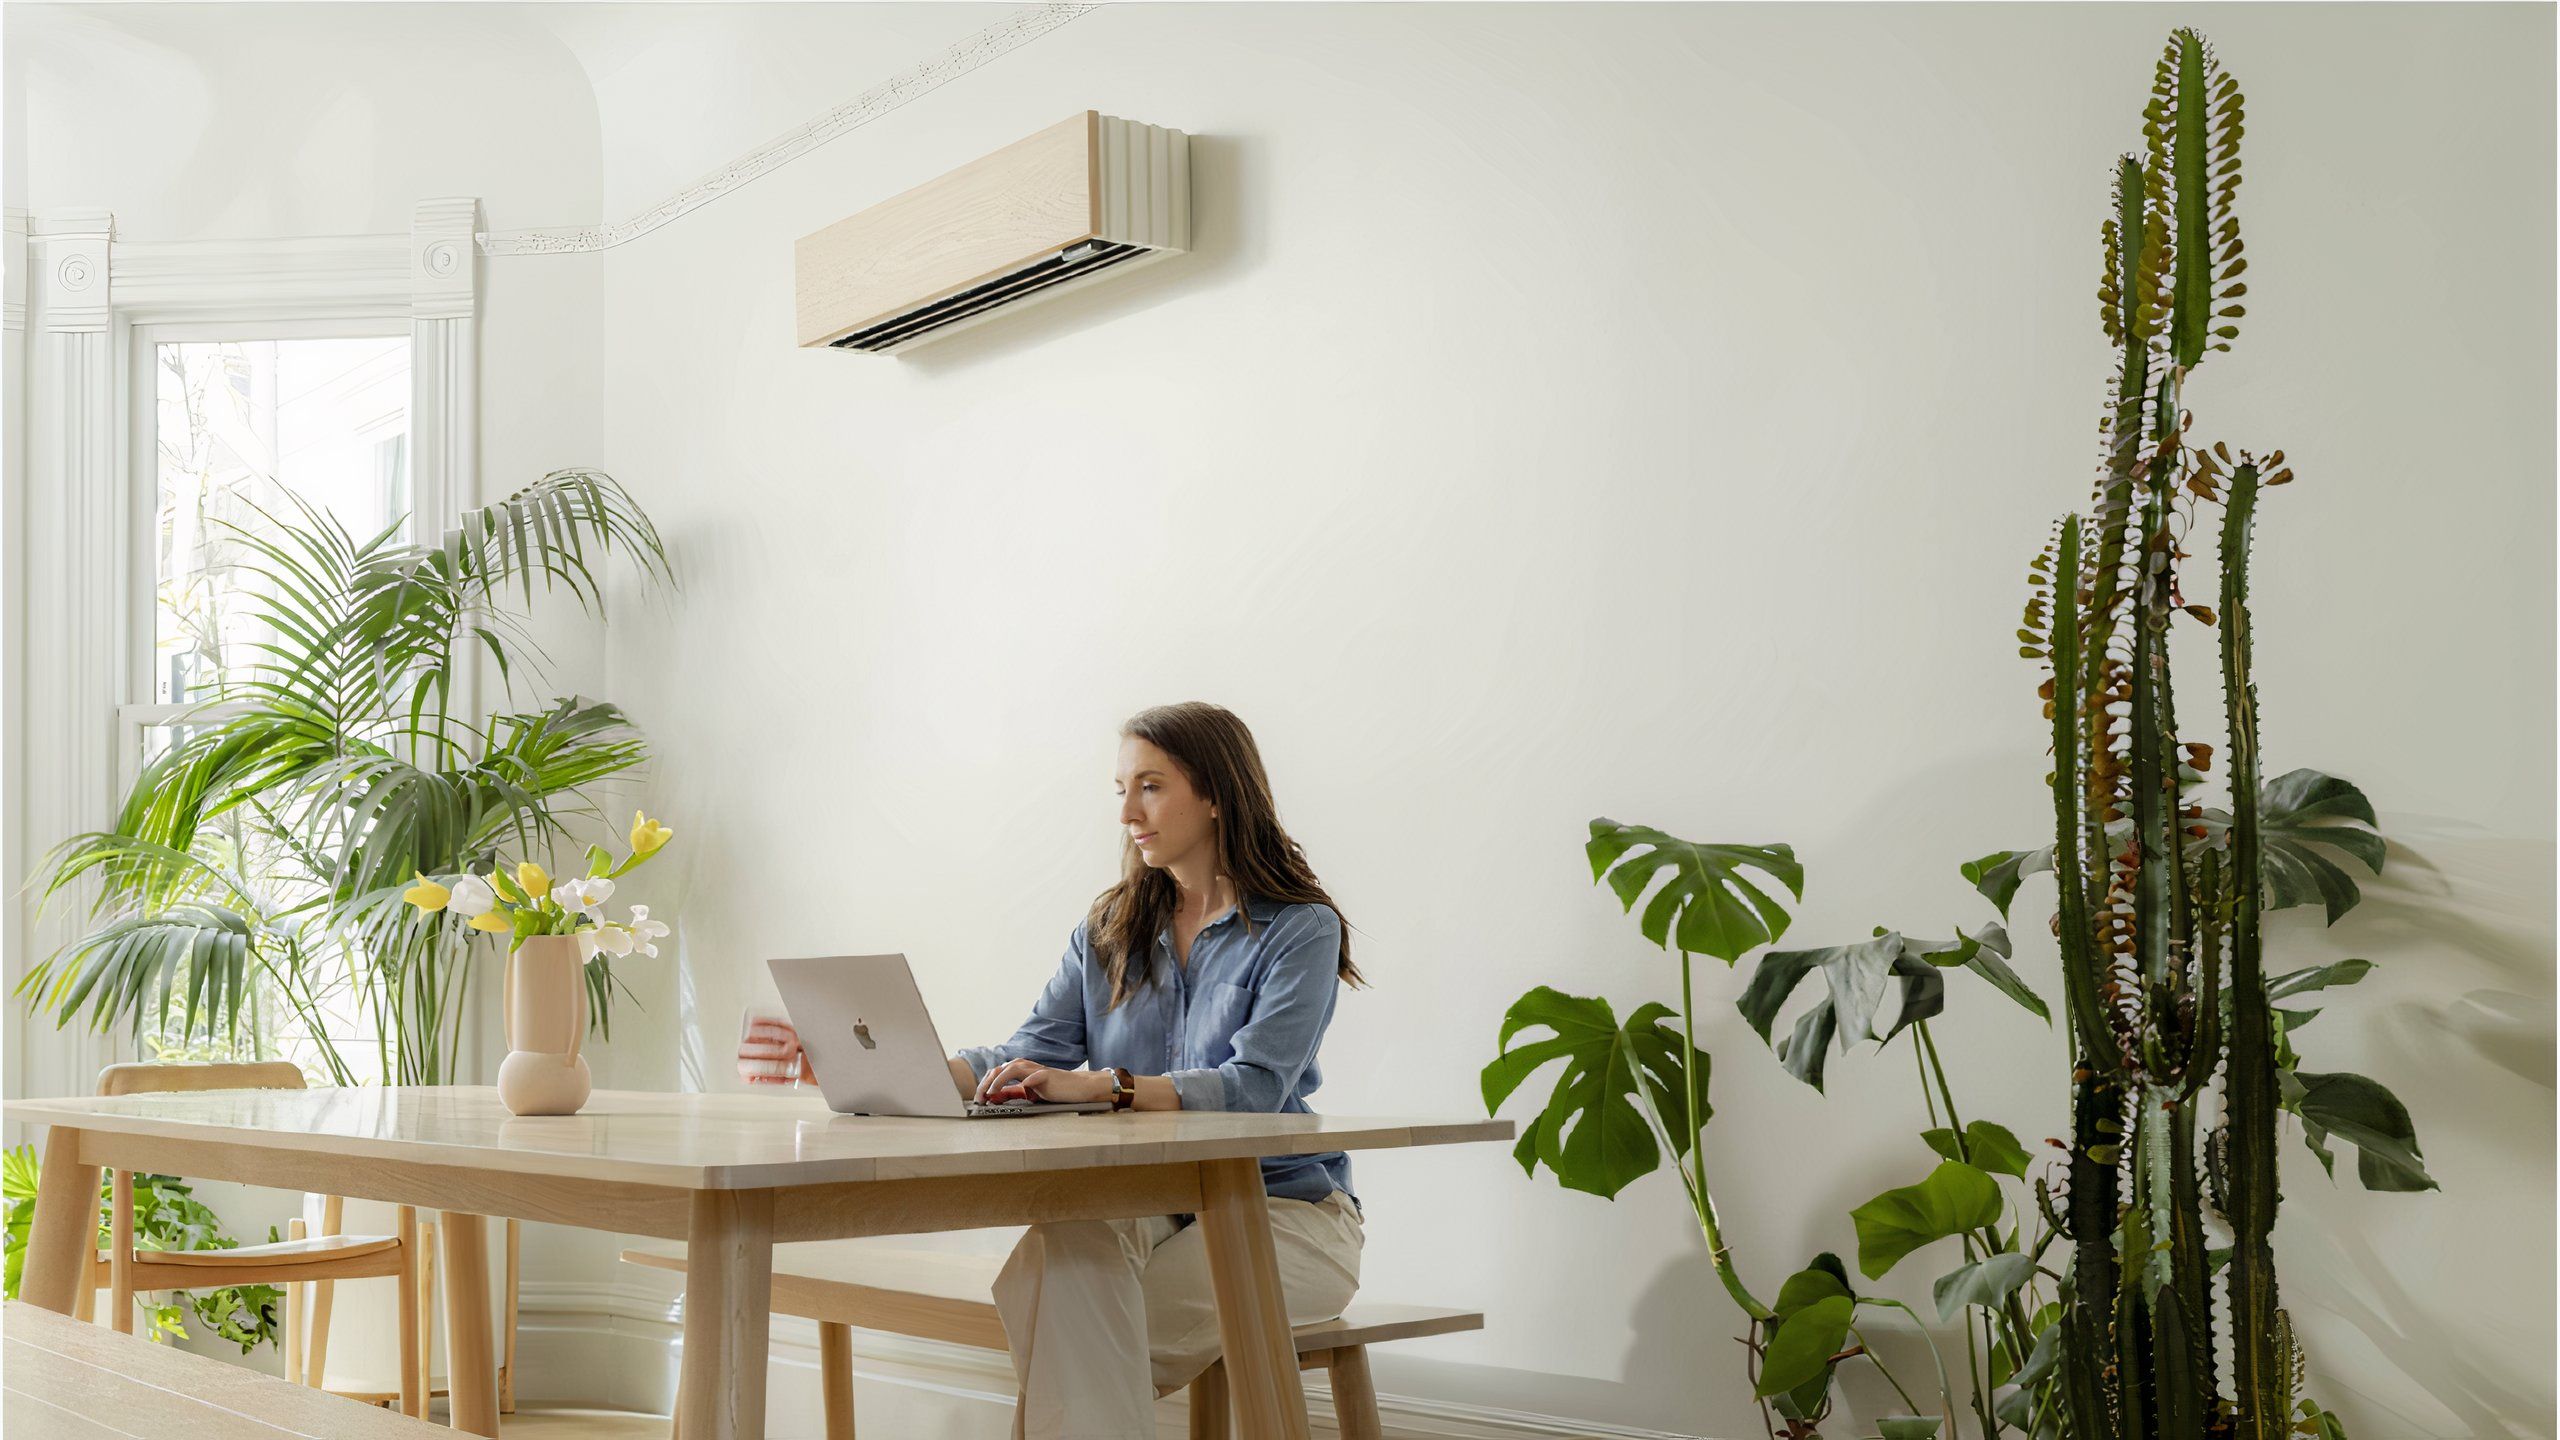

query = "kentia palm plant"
[19,469,672,1086]
[1486,30,2433,1440]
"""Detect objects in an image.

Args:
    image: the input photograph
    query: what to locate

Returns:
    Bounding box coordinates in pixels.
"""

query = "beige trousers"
[990,1190,1365,1440]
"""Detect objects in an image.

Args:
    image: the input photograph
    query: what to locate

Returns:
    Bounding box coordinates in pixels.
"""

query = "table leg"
[677,1190,775,1440]
[1195,1160,1311,1440]
[441,1212,501,1436]
[22,1127,101,1315]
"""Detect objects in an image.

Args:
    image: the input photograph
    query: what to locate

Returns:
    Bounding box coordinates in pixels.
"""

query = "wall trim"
[514,1282,1694,1440]
[478,2,1098,257]
[109,234,410,323]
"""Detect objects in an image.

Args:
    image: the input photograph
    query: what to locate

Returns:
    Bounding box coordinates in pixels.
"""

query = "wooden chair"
[94,1062,428,1419]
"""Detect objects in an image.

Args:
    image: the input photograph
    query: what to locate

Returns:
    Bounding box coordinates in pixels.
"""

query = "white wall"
[7,3,2551,1436]
[588,5,2553,1437]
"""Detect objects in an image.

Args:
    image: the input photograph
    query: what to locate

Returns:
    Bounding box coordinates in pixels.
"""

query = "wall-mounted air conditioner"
[794,111,1190,355]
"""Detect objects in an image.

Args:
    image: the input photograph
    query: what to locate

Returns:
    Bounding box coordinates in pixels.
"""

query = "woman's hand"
[972,1057,1114,1105]
[738,1014,815,1086]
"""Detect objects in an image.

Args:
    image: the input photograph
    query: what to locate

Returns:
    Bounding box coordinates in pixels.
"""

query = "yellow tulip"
[629,810,675,859]
[516,862,550,901]
[468,911,512,934]
[402,879,452,913]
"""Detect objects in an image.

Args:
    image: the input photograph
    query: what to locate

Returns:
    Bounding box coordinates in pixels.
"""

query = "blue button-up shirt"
[956,898,1354,1208]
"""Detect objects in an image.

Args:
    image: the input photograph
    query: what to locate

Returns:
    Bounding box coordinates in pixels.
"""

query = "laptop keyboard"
[965,1100,1061,1118]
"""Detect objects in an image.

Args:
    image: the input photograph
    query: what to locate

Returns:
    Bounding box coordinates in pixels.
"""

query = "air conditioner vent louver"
[828,241,1147,353]
[796,113,1189,356]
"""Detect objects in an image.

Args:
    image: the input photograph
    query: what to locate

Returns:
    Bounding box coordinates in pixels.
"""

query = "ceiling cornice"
[479,2,1097,258]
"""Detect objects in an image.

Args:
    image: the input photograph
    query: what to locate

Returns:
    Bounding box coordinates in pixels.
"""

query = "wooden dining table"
[4,1087,1508,1439]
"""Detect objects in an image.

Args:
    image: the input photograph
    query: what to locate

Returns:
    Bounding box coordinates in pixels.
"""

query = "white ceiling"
[521,3,1023,221]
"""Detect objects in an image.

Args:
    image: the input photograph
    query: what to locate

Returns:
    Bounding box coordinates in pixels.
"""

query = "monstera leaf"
[2280,1068,2436,1192]
[1961,847,2055,921]
[1966,769,2384,925]
[1586,820,1803,962]
[2264,957,2375,1029]
[1739,925,2042,1091]
[2252,770,2387,922]
[1481,986,1710,1199]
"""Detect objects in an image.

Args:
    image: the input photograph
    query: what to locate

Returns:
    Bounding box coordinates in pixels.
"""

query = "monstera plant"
[1486,30,2431,1440]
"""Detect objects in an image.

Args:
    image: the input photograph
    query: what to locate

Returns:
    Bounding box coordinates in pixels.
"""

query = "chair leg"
[1188,1359,1231,1440]
[501,1218,520,1414]
[305,1195,345,1388]
[418,1220,438,1407]
[109,1172,135,1335]
[395,1206,424,1417]
[1327,1346,1382,1440]
[284,1217,308,1383]
[817,1321,857,1439]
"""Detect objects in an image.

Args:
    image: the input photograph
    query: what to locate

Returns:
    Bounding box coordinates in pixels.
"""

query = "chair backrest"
[97,1061,307,1097]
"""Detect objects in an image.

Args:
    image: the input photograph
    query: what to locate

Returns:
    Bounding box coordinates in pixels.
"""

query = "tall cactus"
[2035,28,2286,1440]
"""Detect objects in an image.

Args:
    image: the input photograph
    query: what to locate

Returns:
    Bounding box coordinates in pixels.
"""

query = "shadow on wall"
[896,132,1262,376]
[2277,828,2557,1439]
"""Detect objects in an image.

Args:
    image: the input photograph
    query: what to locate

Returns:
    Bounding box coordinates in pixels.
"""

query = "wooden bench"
[3,1299,444,1438]
[620,1241,1480,1440]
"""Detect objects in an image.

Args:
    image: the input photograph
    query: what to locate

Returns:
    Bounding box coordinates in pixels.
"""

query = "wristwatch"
[1109,1067,1136,1112]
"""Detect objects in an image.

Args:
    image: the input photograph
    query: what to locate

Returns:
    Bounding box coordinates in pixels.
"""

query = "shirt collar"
[1162,895,1287,945]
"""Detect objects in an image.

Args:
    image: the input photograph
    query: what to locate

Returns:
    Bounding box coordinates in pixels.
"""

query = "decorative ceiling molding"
[479,2,1099,258]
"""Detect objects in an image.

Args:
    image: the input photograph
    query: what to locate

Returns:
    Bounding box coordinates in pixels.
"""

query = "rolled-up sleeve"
[1170,906,1343,1113]
[956,926,1091,1081]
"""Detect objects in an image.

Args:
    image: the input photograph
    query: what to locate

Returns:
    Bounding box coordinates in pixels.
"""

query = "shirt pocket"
[1189,981,1257,1067]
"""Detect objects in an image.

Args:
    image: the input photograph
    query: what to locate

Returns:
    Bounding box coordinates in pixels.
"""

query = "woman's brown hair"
[1086,702,1362,1009]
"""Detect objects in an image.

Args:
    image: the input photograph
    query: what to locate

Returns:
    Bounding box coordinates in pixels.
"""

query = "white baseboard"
[513,1282,1698,1440]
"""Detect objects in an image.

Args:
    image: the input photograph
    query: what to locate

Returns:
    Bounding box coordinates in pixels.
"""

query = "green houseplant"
[18,469,673,1085]
[1485,29,2433,1440]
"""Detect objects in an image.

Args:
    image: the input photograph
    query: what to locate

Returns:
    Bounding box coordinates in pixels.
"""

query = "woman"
[738,701,1366,1439]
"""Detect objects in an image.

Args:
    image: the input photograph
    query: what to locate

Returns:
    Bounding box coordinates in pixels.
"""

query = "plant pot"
[498,935,592,1117]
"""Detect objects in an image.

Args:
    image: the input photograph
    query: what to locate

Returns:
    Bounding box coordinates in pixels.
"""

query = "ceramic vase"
[497,934,592,1116]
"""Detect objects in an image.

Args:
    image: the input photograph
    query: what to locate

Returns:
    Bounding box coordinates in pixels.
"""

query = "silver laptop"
[767,954,1114,1119]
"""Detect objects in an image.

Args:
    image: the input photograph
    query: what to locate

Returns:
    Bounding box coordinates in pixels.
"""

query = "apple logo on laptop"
[852,1018,878,1050]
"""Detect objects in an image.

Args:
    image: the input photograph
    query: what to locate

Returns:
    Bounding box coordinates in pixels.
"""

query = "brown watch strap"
[1111,1067,1135,1111]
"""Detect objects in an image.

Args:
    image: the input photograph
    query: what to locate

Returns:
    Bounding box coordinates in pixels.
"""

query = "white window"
[133,328,413,721]
[120,323,414,1073]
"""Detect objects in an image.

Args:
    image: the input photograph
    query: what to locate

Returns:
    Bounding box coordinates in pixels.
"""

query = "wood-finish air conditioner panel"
[795,111,1191,354]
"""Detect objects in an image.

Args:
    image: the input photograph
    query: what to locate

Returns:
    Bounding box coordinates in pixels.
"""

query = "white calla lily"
[592,923,636,957]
